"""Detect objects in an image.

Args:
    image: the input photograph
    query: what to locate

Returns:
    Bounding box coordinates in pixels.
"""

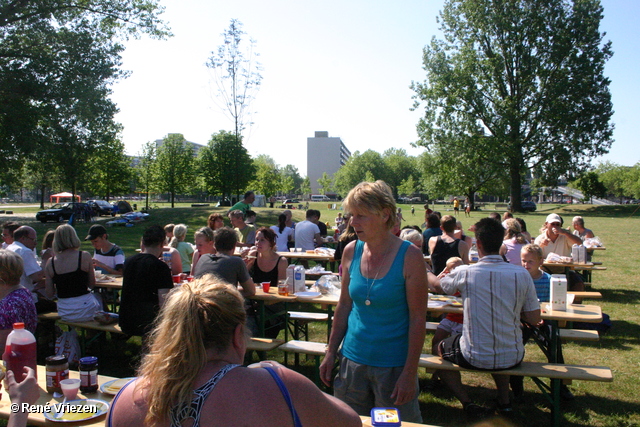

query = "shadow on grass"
[599,288,640,305]
[420,378,640,427]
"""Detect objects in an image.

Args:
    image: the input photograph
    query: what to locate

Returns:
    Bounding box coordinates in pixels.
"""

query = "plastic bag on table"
[314,274,341,296]
[583,236,603,248]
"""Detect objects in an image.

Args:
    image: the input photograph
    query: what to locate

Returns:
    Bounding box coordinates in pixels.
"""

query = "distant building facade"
[155,133,205,156]
[307,131,351,194]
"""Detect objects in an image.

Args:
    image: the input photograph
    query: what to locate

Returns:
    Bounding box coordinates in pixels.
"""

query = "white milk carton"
[571,244,587,264]
[550,274,568,311]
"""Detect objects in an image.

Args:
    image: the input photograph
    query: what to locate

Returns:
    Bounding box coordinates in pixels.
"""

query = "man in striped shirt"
[435,218,540,418]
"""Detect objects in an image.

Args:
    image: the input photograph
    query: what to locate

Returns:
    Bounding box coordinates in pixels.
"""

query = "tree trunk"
[509,164,522,212]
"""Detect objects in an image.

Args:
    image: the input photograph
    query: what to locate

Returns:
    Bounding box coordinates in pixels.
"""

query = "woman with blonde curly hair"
[106,276,360,427]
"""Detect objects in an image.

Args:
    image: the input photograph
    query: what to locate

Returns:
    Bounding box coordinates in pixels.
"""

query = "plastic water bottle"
[469,239,479,263]
[2,323,37,380]
[162,250,172,270]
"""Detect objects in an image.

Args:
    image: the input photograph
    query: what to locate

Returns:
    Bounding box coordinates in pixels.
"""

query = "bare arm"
[82,252,95,290]
[458,240,470,264]
[428,236,437,257]
[239,278,256,298]
[560,228,583,246]
[314,232,323,247]
[277,256,288,281]
[319,241,356,386]
[392,244,428,406]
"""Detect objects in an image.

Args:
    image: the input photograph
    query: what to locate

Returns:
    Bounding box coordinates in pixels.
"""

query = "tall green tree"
[572,171,607,203]
[154,134,195,208]
[300,177,311,198]
[207,19,262,198]
[0,0,169,186]
[595,161,628,203]
[250,155,280,198]
[85,140,133,201]
[197,130,255,200]
[412,0,614,211]
[280,165,303,195]
[382,148,420,196]
[317,173,334,195]
[333,150,387,196]
[136,142,157,211]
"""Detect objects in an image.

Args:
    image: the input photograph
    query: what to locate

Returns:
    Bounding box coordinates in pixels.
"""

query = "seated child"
[514,243,574,400]
[520,244,551,302]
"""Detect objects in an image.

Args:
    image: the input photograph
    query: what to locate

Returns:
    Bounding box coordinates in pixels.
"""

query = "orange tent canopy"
[49,192,81,204]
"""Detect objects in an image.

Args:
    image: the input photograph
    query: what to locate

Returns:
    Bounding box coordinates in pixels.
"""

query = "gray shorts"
[333,355,423,423]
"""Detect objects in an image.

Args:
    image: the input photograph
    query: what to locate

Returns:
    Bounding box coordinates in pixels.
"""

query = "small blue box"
[370,407,401,426]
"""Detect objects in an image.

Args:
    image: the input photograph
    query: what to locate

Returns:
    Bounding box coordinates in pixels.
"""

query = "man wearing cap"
[85,225,125,276]
[534,213,582,258]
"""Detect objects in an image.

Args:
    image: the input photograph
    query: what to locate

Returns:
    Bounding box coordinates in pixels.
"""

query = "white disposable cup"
[60,378,81,400]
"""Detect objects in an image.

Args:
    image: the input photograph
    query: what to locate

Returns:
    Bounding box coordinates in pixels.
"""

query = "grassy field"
[5,201,640,426]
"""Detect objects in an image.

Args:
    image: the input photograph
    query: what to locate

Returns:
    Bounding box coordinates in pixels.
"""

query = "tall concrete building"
[307,131,351,194]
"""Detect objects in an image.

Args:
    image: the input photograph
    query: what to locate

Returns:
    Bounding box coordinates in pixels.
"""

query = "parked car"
[509,200,537,212]
[87,200,115,216]
[36,202,93,223]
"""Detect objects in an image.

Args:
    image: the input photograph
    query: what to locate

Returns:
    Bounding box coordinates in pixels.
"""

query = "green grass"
[7,202,640,426]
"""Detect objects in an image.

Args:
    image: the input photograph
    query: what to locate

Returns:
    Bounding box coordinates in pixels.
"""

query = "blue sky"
[111,0,638,176]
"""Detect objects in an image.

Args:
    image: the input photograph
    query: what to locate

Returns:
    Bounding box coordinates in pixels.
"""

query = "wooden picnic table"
[0,365,117,426]
[277,251,334,262]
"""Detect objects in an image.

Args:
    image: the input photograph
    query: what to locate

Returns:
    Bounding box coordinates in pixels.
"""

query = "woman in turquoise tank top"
[319,181,429,423]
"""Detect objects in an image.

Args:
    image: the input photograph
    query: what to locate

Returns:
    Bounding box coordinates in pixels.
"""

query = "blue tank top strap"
[106,378,138,427]
[264,367,303,427]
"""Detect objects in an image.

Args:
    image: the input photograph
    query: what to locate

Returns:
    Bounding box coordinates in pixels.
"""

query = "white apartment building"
[307,131,351,194]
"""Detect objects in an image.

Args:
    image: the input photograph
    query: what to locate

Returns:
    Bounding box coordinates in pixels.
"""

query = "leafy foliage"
[412,0,614,210]
[197,130,255,200]
[154,134,195,207]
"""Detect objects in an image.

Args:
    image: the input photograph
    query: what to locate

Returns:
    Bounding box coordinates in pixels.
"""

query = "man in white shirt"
[435,218,540,418]
[7,226,45,305]
[295,210,323,251]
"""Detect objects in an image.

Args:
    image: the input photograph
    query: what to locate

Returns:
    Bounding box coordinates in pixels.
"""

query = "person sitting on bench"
[435,218,540,419]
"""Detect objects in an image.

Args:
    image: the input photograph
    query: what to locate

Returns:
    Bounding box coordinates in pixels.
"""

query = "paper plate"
[295,291,321,300]
[427,300,448,308]
[100,377,135,395]
[44,399,109,422]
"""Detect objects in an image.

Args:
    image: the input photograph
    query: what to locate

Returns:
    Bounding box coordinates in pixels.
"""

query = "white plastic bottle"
[469,239,479,263]
[294,265,306,293]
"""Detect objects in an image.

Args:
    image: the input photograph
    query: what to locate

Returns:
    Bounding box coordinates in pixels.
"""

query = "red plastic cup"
[172,274,181,284]
[262,282,270,293]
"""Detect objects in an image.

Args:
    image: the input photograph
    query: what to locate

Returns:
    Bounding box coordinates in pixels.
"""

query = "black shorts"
[439,333,521,371]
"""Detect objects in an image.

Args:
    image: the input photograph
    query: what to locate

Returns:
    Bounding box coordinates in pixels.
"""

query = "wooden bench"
[418,354,612,427]
[279,340,327,386]
[38,312,61,322]
[246,337,284,352]
[58,319,125,356]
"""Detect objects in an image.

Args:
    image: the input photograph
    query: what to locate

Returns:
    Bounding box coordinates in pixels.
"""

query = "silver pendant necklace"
[364,243,390,306]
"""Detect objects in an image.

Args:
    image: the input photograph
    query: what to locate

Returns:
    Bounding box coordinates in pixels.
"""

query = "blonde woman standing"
[44,225,100,322]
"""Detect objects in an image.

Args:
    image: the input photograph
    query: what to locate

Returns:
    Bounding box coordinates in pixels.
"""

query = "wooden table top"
[0,365,118,426]
[277,251,334,261]
[428,301,602,323]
